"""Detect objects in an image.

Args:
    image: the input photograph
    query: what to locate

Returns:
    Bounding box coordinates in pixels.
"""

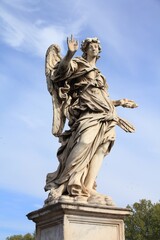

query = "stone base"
[27,201,131,240]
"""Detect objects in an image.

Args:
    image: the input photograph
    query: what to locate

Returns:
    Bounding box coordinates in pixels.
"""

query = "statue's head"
[81,37,102,60]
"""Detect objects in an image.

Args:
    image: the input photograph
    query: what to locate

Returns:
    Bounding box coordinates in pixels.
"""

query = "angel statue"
[44,35,137,206]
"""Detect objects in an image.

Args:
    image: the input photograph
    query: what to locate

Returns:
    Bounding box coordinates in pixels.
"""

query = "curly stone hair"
[80,37,102,60]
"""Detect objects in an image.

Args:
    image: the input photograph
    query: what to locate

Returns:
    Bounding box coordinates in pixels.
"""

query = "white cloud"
[0,7,65,56]
[0,0,160,206]
[0,136,58,198]
[0,2,159,239]
[1,0,40,12]
[0,1,86,57]
[97,138,160,207]
[76,0,160,76]
[0,86,61,200]
[13,113,43,129]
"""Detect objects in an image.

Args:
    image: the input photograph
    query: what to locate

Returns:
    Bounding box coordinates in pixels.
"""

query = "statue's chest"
[85,70,105,88]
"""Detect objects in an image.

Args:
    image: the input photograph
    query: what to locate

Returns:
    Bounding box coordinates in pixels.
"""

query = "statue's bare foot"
[74,195,88,202]
[87,188,115,206]
[44,185,65,205]
[104,195,116,206]
[88,188,105,197]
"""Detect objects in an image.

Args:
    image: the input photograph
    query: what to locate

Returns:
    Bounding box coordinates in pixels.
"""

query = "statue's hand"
[120,99,138,108]
[67,35,78,53]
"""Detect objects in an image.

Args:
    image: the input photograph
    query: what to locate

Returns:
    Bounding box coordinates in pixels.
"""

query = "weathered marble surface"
[44,35,138,205]
[27,201,131,240]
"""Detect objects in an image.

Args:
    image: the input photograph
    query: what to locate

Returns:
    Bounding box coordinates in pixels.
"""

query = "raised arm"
[57,35,78,73]
[112,99,138,108]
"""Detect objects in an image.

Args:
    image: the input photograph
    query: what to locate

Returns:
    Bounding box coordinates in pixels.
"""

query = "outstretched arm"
[57,35,78,73]
[112,99,138,108]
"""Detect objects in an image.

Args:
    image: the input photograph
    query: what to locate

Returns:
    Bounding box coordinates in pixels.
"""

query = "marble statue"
[44,35,137,205]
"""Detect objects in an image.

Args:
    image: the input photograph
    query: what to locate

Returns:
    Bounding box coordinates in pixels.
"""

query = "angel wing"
[45,44,61,94]
[45,44,66,137]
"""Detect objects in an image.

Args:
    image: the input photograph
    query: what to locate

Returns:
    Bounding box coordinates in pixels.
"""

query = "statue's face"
[87,43,99,58]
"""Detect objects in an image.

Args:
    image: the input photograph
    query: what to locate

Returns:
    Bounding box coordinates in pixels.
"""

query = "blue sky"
[0,0,160,239]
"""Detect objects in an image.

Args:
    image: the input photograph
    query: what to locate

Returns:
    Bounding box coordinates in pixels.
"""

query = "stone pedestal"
[27,201,131,240]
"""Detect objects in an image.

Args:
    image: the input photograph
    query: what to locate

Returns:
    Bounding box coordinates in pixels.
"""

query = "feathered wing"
[45,44,66,137]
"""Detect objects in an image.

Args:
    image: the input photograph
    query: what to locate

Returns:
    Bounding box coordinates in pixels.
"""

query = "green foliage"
[6,233,35,240]
[125,199,160,240]
[6,200,160,240]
